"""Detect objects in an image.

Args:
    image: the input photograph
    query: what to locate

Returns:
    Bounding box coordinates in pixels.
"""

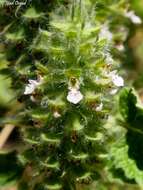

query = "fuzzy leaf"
[119,88,138,123]
[35,61,49,74]
[0,75,14,107]
[41,133,61,144]
[45,183,62,190]
[119,88,143,170]
[110,137,143,185]
[23,8,43,19]
[5,29,25,42]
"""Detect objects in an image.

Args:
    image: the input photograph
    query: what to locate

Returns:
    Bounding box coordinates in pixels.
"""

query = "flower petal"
[110,89,118,95]
[24,84,36,95]
[125,11,142,24]
[112,75,124,87]
[24,77,43,95]
[53,111,61,118]
[96,103,103,112]
[67,90,83,104]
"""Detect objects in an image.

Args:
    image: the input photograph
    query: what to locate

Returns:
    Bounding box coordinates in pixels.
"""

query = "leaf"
[70,153,88,161]
[51,21,70,32]
[41,133,61,144]
[35,61,49,74]
[110,136,143,185]
[45,183,62,190]
[119,88,143,170]
[40,160,60,170]
[23,8,43,19]
[0,75,14,107]
[126,131,143,170]
[76,172,91,182]
[0,151,23,187]
[119,88,137,123]
[119,87,143,126]
[5,28,25,42]
[31,108,50,121]
[32,30,51,52]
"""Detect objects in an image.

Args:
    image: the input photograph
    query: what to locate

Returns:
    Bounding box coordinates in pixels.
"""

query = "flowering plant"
[0,0,143,190]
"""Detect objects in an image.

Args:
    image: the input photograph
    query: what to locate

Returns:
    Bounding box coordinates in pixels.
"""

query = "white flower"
[125,11,142,24]
[24,77,43,95]
[67,89,83,104]
[67,77,83,104]
[110,89,118,95]
[99,24,113,41]
[108,71,124,87]
[115,44,125,51]
[96,103,103,112]
[53,111,61,118]
[112,75,124,87]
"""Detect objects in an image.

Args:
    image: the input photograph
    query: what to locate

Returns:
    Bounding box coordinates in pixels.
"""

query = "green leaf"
[32,30,51,52]
[76,172,91,183]
[23,8,44,19]
[0,75,14,107]
[0,151,23,187]
[119,88,143,170]
[31,109,50,120]
[45,183,62,190]
[40,158,60,170]
[72,118,84,131]
[51,21,70,32]
[110,137,143,185]
[119,88,138,123]
[35,61,49,74]
[41,133,61,144]
[5,28,25,42]
[70,153,88,161]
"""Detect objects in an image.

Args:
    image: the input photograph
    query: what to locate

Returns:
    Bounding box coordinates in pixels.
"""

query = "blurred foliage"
[0,75,14,107]
[0,151,23,187]
[131,0,143,18]
[0,46,15,110]
[125,0,143,93]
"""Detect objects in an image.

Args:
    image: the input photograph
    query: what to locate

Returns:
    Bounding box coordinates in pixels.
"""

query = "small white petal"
[53,111,61,118]
[67,90,83,104]
[115,44,125,51]
[24,83,36,95]
[99,25,113,41]
[29,80,39,86]
[96,103,103,112]
[110,89,118,95]
[112,75,124,87]
[125,11,142,24]
[24,78,43,95]
[30,95,36,102]
[108,71,124,87]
